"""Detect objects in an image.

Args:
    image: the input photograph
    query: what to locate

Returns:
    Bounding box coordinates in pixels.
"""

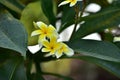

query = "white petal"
[55,52,63,58]
[58,1,70,7]
[39,43,43,49]
[65,48,74,56]
[38,35,46,43]
[31,30,41,36]
[70,1,77,7]
[48,25,56,31]
[42,48,50,52]
[77,0,82,1]
[36,21,47,28]
[44,53,53,57]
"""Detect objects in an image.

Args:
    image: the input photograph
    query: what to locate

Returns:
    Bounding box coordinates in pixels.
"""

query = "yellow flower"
[58,0,82,7]
[31,21,58,43]
[55,43,74,58]
[41,36,61,57]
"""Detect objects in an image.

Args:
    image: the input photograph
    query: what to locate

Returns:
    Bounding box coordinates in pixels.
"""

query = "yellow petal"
[42,48,50,52]
[64,47,74,56]
[58,1,70,7]
[70,0,77,7]
[50,51,55,55]
[38,35,46,43]
[50,36,58,43]
[36,21,47,29]
[48,25,56,31]
[42,40,50,48]
[55,52,63,58]
[31,30,41,36]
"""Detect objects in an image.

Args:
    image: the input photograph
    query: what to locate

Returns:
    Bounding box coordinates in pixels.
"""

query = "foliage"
[0,0,120,79]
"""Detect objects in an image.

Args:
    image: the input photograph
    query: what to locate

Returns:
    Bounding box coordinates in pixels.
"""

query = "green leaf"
[71,6,120,40]
[0,48,11,66]
[62,6,75,25]
[112,0,120,7]
[0,10,27,57]
[66,56,120,78]
[59,6,75,33]
[20,1,49,46]
[0,0,24,14]
[114,42,120,49]
[68,39,120,62]
[0,57,27,80]
[41,0,56,26]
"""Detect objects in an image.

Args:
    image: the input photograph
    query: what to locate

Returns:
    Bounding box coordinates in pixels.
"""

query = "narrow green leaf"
[71,6,120,40]
[62,6,75,25]
[0,57,27,80]
[59,6,75,33]
[0,10,27,57]
[0,0,24,14]
[41,0,56,26]
[112,0,120,7]
[0,48,23,66]
[114,42,120,49]
[68,39,120,62]
[66,56,120,78]
[0,48,11,66]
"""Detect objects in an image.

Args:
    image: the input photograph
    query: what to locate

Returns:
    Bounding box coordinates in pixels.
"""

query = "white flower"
[58,0,82,7]
[55,43,74,58]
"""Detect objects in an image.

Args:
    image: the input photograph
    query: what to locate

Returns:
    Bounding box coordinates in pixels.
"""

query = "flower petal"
[48,25,56,31]
[38,35,46,43]
[50,36,58,43]
[64,47,74,56]
[58,1,70,7]
[77,0,82,1]
[44,53,53,57]
[36,21,47,29]
[50,50,56,55]
[55,52,63,58]
[31,30,41,36]
[42,40,50,47]
[70,0,77,7]
[42,48,50,52]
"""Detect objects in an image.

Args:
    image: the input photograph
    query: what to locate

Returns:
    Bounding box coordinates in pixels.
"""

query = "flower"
[55,43,74,58]
[41,36,74,58]
[41,36,61,57]
[31,21,74,58]
[31,21,58,43]
[58,0,82,7]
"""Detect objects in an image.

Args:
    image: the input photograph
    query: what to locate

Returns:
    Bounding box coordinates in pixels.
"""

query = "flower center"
[50,46,54,50]
[43,31,47,34]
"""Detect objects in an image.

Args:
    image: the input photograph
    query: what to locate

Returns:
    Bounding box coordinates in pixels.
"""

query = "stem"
[35,61,41,73]
[69,5,79,40]
[70,0,86,40]
[80,0,86,18]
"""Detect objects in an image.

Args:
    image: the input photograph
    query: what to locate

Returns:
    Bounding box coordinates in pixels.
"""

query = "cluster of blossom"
[31,22,74,58]
[31,0,82,58]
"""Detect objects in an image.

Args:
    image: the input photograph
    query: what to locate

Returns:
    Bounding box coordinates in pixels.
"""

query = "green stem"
[70,0,86,41]
[69,5,79,41]
[35,61,41,73]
